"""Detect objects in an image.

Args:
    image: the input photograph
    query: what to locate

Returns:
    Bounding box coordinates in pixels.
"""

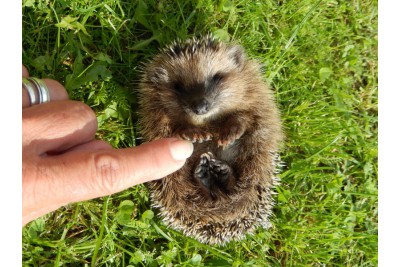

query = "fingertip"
[133,138,191,180]
[168,139,194,161]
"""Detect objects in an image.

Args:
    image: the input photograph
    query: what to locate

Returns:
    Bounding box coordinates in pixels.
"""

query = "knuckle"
[67,101,98,132]
[71,101,97,121]
[92,152,124,194]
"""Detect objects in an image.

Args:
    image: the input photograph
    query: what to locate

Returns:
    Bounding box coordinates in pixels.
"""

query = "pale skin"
[22,65,193,225]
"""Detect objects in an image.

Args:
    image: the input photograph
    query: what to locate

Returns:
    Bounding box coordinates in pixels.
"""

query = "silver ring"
[22,77,50,106]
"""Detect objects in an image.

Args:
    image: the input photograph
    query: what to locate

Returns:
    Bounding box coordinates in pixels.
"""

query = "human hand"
[22,65,193,225]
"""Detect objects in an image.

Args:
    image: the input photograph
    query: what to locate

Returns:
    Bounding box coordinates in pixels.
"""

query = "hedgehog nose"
[194,100,209,115]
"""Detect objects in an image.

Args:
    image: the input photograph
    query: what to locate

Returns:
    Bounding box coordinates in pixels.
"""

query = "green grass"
[22,0,378,266]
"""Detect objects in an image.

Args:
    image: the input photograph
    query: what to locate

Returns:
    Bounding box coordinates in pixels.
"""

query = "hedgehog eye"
[211,72,225,85]
[173,81,185,93]
[205,73,225,93]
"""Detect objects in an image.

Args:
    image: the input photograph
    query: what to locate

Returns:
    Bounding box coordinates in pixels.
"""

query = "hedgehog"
[137,35,283,245]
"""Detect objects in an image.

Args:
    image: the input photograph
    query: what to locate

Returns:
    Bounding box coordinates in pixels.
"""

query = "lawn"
[22,0,378,266]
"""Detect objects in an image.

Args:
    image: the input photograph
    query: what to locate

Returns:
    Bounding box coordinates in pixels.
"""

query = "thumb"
[52,138,194,203]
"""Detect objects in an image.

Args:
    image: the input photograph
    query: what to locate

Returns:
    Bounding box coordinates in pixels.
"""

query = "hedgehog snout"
[192,99,209,115]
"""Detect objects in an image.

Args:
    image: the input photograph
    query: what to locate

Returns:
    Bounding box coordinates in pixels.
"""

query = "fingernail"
[169,139,194,161]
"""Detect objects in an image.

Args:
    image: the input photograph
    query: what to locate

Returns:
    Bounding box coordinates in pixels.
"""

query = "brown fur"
[137,35,283,245]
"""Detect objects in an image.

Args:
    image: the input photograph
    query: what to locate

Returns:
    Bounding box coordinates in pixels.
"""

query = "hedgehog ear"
[151,67,169,84]
[227,45,246,71]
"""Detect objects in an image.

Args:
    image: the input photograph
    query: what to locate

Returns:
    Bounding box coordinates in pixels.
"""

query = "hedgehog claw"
[194,152,235,195]
[175,128,213,143]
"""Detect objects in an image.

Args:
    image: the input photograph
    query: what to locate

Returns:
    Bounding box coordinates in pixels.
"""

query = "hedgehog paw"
[209,158,235,193]
[209,159,231,181]
[194,152,214,189]
[217,122,245,148]
[175,127,213,143]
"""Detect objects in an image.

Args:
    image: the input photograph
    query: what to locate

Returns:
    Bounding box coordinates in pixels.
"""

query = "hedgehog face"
[169,69,228,120]
[146,36,247,123]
